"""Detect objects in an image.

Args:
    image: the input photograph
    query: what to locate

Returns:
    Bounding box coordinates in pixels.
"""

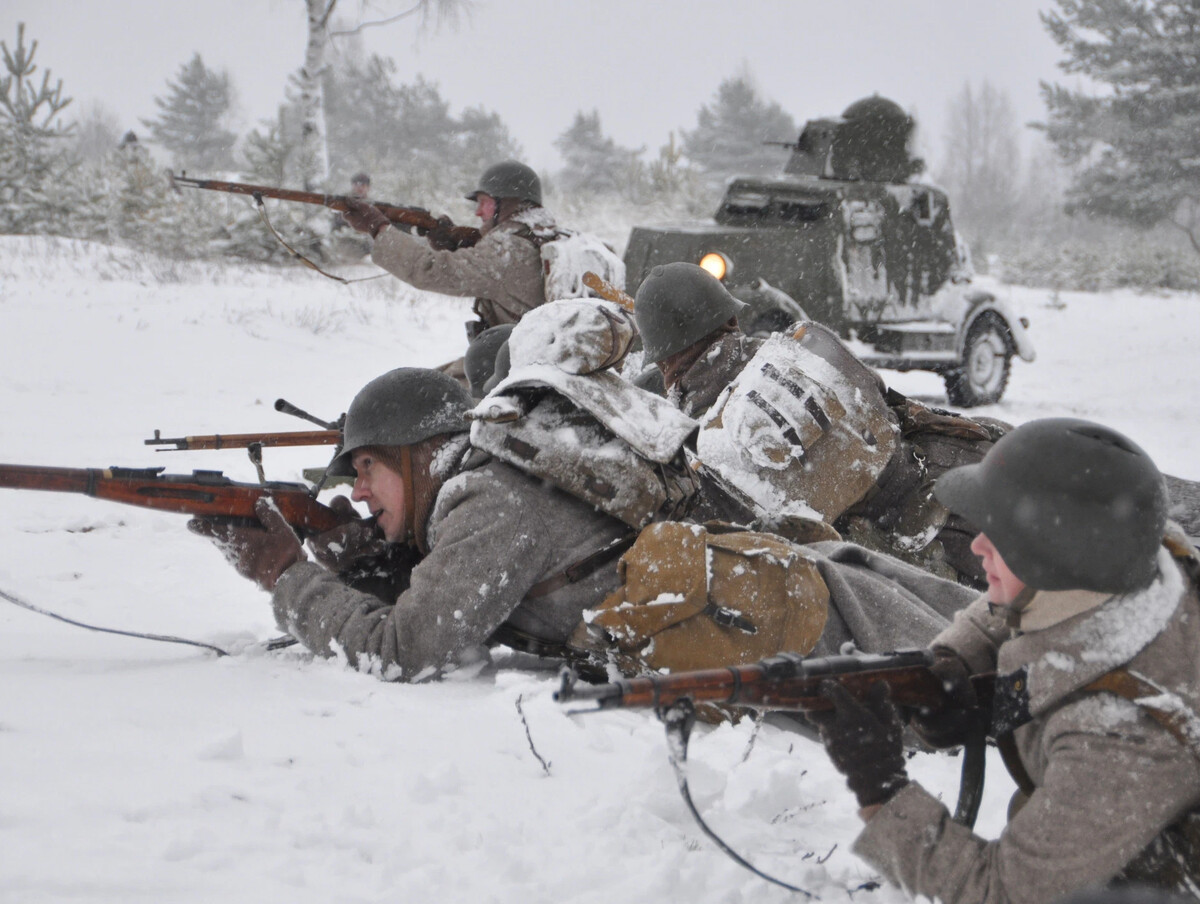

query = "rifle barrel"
[145,429,341,451]
[0,463,349,534]
[171,174,481,247]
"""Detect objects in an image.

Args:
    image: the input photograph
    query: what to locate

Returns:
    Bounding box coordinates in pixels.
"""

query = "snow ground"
[0,236,1196,903]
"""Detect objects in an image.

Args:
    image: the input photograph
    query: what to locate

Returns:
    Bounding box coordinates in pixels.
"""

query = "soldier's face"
[475,193,497,222]
[350,449,408,542]
[970,533,1027,605]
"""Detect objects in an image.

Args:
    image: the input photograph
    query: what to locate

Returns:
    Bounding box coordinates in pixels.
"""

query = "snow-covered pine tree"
[1039,0,1200,256]
[0,23,76,235]
[554,110,644,200]
[680,70,796,200]
[140,52,238,173]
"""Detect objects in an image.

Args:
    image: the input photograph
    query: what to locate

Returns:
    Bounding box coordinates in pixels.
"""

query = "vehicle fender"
[959,290,1036,362]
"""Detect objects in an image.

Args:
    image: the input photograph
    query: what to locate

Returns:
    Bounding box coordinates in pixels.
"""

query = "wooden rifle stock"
[145,429,341,451]
[557,649,995,715]
[0,463,353,535]
[171,174,482,249]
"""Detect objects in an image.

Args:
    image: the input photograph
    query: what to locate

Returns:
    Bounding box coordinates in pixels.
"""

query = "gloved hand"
[909,651,979,750]
[188,497,305,591]
[304,495,389,573]
[340,199,390,238]
[426,215,462,251]
[809,681,909,809]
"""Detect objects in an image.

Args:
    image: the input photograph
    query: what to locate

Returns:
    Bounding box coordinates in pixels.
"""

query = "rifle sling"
[487,534,636,659]
[524,533,636,600]
[993,666,1199,804]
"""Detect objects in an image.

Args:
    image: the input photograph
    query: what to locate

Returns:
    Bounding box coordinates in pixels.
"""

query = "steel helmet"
[466,160,542,206]
[327,367,472,476]
[633,262,746,364]
[935,418,1168,593]
[464,324,515,399]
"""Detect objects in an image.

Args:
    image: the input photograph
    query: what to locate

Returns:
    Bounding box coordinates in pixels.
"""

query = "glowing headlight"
[698,252,729,281]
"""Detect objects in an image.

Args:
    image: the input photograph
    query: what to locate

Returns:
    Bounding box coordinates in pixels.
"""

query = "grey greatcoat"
[853,545,1200,904]
[272,451,630,681]
[370,209,550,330]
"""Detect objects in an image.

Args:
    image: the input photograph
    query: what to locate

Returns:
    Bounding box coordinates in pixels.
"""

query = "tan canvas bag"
[568,521,829,675]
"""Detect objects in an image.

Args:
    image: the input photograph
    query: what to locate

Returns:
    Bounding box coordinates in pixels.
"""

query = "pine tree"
[0,22,76,234]
[554,110,644,198]
[141,52,237,171]
[680,71,796,194]
[1038,0,1200,254]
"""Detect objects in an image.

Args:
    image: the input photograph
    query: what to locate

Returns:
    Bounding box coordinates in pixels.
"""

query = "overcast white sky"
[4,0,1069,172]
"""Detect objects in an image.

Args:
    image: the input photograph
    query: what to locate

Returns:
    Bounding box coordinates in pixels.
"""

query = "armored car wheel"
[944,312,1013,407]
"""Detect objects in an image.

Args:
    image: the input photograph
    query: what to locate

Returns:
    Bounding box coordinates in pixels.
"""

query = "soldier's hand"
[188,497,305,591]
[304,495,389,573]
[340,199,390,238]
[809,681,909,809]
[908,651,979,749]
[426,215,462,251]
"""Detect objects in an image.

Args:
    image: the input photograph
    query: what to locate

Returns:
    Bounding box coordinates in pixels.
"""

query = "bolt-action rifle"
[557,649,994,828]
[145,398,344,486]
[0,464,353,536]
[171,174,482,250]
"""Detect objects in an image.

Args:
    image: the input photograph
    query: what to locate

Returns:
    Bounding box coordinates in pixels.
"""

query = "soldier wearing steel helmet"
[632,261,1007,587]
[340,160,556,339]
[189,366,630,680]
[810,417,1200,903]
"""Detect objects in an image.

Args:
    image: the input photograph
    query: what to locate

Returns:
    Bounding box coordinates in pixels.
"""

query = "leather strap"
[525,533,636,600]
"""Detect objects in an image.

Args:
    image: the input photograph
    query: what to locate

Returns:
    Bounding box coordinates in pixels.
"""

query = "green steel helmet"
[633,262,746,364]
[466,160,542,205]
[327,367,472,476]
[464,324,515,399]
[935,418,1168,594]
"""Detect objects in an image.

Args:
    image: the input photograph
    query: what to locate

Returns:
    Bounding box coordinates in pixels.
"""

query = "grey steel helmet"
[464,324,515,399]
[466,160,542,206]
[327,367,472,476]
[633,262,747,364]
[934,417,1168,594]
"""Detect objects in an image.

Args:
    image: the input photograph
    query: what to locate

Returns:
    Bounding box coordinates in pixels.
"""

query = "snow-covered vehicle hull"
[624,160,1034,406]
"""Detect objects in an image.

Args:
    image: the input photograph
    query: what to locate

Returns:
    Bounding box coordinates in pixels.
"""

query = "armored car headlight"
[698,251,730,281]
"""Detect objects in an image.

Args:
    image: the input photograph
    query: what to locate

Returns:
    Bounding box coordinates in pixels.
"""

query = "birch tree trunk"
[297,0,336,190]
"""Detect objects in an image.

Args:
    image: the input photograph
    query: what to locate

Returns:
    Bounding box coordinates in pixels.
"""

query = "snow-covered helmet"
[633,262,746,364]
[466,161,542,206]
[327,368,472,476]
[935,417,1168,593]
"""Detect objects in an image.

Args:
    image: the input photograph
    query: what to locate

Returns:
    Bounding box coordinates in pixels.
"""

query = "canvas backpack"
[567,520,830,676]
[695,325,898,523]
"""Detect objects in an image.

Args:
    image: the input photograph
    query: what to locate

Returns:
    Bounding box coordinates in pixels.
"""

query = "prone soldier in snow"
[811,417,1200,903]
[631,261,1011,587]
[190,366,632,680]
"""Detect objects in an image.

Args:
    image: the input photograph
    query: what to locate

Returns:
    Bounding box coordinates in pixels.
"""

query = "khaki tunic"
[370,213,548,329]
[853,547,1200,904]
[271,454,629,681]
